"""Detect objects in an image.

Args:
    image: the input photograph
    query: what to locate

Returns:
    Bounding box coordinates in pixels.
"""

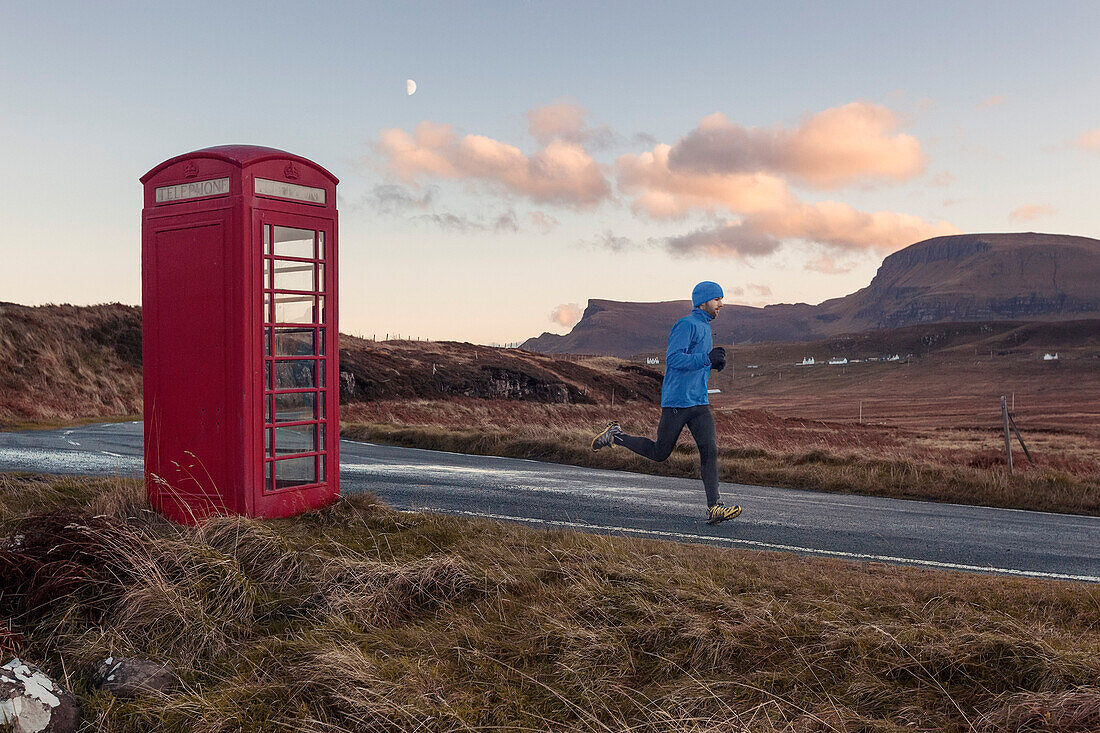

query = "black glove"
[708,347,726,372]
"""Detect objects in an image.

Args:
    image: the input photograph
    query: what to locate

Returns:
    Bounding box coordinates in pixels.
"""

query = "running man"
[591,281,741,524]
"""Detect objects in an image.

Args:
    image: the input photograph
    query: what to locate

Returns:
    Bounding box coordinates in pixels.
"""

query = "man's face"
[700,297,723,317]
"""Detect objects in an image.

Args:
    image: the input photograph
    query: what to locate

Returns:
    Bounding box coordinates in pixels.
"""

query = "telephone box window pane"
[265,428,273,456]
[274,456,316,489]
[319,457,325,483]
[273,226,314,258]
[264,293,272,323]
[316,263,325,293]
[273,260,314,292]
[319,422,326,449]
[316,296,325,324]
[263,259,271,289]
[317,330,325,357]
[271,391,315,422]
[263,225,271,255]
[274,294,314,323]
[265,460,273,488]
[273,327,315,356]
[317,232,325,260]
[272,360,316,390]
[275,423,316,455]
[264,362,271,391]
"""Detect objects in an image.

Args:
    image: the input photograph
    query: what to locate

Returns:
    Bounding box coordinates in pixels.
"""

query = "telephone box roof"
[141,145,339,184]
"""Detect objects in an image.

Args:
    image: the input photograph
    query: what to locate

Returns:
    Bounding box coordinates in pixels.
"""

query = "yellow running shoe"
[706,502,742,524]
[591,421,622,452]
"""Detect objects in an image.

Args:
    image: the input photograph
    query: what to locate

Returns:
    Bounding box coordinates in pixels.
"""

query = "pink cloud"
[666,224,781,260]
[976,95,1006,109]
[1009,204,1055,221]
[1073,128,1100,152]
[726,284,773,306]
[528,211,560,233]
[618,143,794,219]
[375,121,610,207]
[527,99,588,145]
[928,172,955,188]
[805,255,857,274]
[619,143,958,255]
[665,103,925,189]
[527,98,617,149]
[550,303,583,327]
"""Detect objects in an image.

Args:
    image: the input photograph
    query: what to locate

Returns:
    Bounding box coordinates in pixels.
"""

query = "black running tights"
[614,405,719,506]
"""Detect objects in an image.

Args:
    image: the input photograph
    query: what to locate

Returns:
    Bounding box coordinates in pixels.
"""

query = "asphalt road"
[1,421,1097,582]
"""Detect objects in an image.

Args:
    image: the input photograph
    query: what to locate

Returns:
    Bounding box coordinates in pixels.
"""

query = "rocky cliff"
[521,233,1100,356]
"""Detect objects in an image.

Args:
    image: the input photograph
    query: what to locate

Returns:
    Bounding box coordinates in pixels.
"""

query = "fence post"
[1001,396,1013,473]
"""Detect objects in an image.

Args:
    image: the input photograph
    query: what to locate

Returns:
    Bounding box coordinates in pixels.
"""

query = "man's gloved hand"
[708,347,726,372]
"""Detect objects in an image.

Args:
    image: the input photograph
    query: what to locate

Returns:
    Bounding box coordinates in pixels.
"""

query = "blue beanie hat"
[692,281,724,307]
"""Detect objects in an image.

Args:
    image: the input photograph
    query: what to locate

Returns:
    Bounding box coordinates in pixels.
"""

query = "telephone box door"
[254,211,339,517]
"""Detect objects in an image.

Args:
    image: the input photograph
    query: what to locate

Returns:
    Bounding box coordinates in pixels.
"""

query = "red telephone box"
[141,145,339,523]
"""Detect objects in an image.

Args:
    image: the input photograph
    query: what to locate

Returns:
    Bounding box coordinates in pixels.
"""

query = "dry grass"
[0,302,143,425]
[341,399,1100,516]
[2,474,1099,732]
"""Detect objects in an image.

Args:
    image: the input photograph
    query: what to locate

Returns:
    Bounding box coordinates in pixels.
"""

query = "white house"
[828,357,848,365]
[1043,353,1059,361]
[798,357,815,366]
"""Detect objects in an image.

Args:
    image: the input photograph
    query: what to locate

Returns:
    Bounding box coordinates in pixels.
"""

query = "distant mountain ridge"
[521,233,1100,356]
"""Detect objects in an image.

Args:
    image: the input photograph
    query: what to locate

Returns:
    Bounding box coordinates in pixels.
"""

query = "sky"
[2,1,1099,345]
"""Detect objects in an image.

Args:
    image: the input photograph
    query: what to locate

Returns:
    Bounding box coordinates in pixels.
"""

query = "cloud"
[550,303,584,327]
[928,172,955,188]
[665,224,782,260]
[804,255,858,274]
[367,183,436,213]
[727,284,773,297]
[1073,128,1100,152]
[415,208,519,234]
[618,142,957,254]
[665,103,925,189]
[976,95,1006,109]
[375,120,611,207]
[527,99,587,144]
[528,211,560,234]
[726,283,773,306]
[587,230,643,252]
[527,98,619,150]
[1009,204,1055,222]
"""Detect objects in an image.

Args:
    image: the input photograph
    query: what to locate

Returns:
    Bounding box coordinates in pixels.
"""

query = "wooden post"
[1001,396,1013,473]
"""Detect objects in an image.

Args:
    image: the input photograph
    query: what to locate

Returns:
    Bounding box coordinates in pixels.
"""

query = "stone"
[89,657,177,697]
[0,658,80,733]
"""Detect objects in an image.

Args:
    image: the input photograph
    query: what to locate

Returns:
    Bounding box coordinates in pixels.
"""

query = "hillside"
[0,303,661,425]
[522,232,1100,356]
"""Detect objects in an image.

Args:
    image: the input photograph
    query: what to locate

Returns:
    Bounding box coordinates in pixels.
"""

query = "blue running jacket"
[661,308,714,407]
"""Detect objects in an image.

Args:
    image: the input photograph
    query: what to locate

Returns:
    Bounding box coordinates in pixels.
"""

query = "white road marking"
[434,509,1100,583]
[67,440,80,446]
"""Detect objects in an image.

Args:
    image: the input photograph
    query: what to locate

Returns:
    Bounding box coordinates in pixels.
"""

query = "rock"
[339,369,357,399]
[0,658,80,733]
[89,657,177,697]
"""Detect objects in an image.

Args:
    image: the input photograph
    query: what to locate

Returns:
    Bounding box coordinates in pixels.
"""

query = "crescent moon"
[406,79,417,96]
